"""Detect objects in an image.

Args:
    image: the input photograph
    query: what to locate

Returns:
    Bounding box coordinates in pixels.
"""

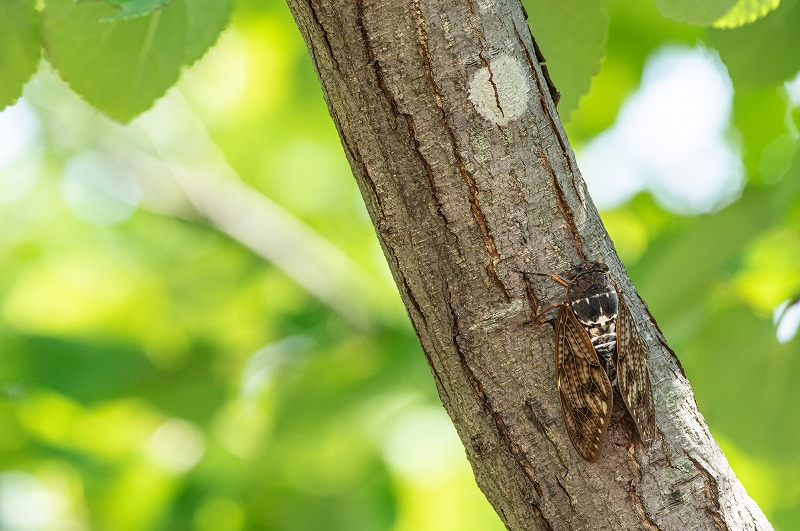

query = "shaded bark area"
[285,0,773,529]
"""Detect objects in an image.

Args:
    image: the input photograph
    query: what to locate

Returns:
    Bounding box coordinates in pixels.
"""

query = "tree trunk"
[284,0,773,529]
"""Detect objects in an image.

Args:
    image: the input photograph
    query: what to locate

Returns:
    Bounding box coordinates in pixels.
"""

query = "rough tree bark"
[285,1,773,529]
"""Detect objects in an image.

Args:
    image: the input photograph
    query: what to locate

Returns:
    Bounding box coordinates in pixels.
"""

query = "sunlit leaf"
[0,0,42,110]
[655,0,738,25]
[708,0,800,87]
[523,0,609,120]
[43,0,233,121]
[713,0,781,28]
[734,227,800,311]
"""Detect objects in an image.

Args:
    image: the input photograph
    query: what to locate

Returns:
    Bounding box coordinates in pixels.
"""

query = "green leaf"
[713,0,781,28]
[74,0,172,22]
[792,105,800,132]
[732,86,792,181]
[631,157,800,339]
[708,0,800,87]
[566,0,701,139]
[43,0,233,122]
[685,303,800,463]
[523,0,609,120]
[655,0,738,25]
[0,0,42,110]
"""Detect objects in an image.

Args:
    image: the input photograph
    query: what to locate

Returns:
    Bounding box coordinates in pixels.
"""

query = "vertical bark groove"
[686,452,729,531]
[534,144,585,259]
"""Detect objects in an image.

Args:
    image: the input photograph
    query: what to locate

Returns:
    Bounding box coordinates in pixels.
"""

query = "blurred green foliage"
[0,0,799,529]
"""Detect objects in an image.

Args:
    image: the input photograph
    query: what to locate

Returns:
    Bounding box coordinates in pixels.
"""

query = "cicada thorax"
[567,268,620,386]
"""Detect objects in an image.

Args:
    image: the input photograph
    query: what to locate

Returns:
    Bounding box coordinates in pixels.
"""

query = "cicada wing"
[616,295,657,443]
[555,304,613,461]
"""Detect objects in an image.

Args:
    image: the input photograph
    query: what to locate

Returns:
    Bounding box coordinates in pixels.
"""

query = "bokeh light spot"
[578,45,742,213]
[62,152,142,225]
[146,418,206,474]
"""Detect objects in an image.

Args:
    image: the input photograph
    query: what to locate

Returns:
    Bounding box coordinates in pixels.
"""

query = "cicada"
[533,261,656,460]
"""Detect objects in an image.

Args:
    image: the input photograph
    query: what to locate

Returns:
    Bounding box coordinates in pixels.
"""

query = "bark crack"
[337,125,387,222]
[514,23,586,257]
[513,22,582,207]
[359,1,467,259]
[401,274,428,329]
[517,0,560,107]
[528,30,560,107]
[410,2,440,109]
[534,145,585,259]
[357,1,399,120]
[685,452,729,531]
[393,255,449,404]
[446,293,555,530]
[412,3,510,302]
[403,114,455,232]
[513,25,566,158]
[479,53,505,118]
[520,273,540,315]
[628,481,663,531]
[555,475,577,511]
[524,399,569,470]
[307,0,341,72]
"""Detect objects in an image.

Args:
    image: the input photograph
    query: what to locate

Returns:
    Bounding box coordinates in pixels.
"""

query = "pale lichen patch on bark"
[468,53,530,126]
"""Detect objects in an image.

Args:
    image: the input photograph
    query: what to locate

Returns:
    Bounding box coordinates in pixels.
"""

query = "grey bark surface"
[285,1,773,529]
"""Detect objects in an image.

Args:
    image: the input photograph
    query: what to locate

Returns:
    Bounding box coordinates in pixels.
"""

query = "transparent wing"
[555,304,613,461]
[616,295,657,443]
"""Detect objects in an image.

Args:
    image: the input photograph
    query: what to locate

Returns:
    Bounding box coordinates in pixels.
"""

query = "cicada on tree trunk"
[531,261,657,461]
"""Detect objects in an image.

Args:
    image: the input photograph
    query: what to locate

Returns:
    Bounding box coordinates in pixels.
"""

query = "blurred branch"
[121,96,385,330]
[167,161,380,329]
